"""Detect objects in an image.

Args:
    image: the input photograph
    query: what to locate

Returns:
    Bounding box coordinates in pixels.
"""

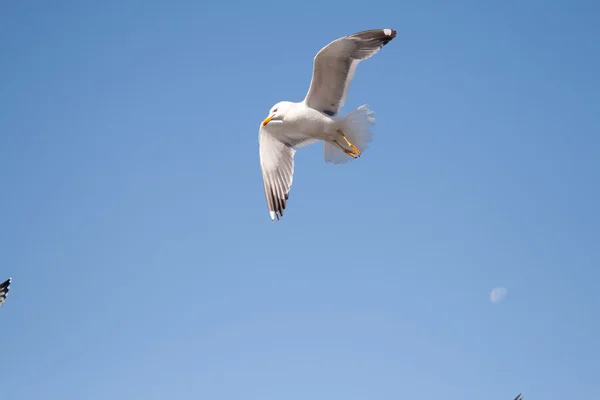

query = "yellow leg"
[332,140,358,159]
[337,130,361,156]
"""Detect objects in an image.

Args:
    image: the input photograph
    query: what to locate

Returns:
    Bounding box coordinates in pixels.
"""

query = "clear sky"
[1,1,598,399]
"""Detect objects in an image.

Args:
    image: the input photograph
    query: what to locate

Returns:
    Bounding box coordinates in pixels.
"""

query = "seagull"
[0,278,11,308]
[258,28,397,221]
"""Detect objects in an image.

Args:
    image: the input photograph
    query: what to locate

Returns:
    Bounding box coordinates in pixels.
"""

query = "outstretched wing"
[0,278,12,308]
[303,28,397,117]
[259,126,296,221]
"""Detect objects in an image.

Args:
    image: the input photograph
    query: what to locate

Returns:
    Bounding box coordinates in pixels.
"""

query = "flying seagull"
[0,278,11,308]
[258,28,397,221]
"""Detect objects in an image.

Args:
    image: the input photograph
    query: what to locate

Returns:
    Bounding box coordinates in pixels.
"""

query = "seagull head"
[261,101,293,127]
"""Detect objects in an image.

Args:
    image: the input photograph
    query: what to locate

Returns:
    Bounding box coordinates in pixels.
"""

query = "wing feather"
[0,278,12,308]
[259,127,295,221]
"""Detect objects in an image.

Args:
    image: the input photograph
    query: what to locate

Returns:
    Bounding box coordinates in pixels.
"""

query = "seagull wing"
[303,28,397,117]
[259,126,296,221]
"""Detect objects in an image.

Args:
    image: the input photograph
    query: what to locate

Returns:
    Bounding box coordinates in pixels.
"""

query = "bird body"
[262,101,339,145]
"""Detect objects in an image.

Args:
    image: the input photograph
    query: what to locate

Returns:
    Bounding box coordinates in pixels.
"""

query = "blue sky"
[1,0,598,399]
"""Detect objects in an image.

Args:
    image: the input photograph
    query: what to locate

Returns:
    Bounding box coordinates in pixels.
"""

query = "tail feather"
[324,104,376,164]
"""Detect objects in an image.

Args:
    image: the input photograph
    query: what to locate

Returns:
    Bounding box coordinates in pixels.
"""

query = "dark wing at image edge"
[0,278,12,308]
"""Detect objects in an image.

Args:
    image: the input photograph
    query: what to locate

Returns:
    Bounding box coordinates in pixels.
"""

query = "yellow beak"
[262,114,274,127]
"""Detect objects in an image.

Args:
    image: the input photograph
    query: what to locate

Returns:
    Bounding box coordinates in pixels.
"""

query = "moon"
[490,287,507,304]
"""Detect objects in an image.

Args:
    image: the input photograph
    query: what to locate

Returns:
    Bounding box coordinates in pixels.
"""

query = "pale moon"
[490,287,507,304]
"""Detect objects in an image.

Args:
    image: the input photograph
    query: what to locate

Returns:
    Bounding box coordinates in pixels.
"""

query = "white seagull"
[258,28,397,221]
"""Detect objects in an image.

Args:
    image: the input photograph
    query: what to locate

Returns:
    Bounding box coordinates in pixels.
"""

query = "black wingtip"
[349,28,398,47]
[0,277,11,308]
[381,29,397,45]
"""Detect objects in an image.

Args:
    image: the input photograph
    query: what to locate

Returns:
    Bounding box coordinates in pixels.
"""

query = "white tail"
[323,104,376,164]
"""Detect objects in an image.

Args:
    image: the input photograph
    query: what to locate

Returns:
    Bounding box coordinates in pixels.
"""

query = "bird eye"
[272,108,278,113]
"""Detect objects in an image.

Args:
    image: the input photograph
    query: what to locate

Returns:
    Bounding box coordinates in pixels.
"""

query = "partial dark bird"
[0,278,12,308]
